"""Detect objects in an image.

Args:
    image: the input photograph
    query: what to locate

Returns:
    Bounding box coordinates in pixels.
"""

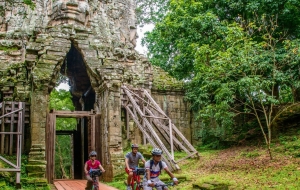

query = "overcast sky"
[135,24,154,54]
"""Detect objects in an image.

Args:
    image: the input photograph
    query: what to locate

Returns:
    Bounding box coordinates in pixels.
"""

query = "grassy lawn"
[106,129,300,189]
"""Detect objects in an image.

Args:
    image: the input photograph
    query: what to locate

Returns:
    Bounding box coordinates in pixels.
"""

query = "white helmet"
[151,148,163,155]
[89,151,97,157]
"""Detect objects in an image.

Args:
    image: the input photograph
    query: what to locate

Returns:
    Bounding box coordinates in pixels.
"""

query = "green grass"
[107,129,300,190]
[105,179,126,189]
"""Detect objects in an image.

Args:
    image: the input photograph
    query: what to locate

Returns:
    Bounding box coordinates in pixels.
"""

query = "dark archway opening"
[57,43,96,179]
[61,43,95,111]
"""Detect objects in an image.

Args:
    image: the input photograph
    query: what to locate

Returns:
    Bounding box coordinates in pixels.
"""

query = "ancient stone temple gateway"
[0,0,200,183]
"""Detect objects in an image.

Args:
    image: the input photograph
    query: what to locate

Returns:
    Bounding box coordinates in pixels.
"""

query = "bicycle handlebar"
[132,167,145,175]
[89,169,102,177]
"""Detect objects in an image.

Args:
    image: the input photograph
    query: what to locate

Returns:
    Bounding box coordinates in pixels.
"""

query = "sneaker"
[126,186,132,190]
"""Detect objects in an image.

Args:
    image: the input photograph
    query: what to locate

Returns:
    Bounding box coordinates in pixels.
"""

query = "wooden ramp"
[53,180,118,190]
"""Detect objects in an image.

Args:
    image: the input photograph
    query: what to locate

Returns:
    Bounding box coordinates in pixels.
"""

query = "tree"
[135,0,169,25]
[142,0,300,79]
[141,0,300,158]
[50,89,76,178]
[186,18,300,159]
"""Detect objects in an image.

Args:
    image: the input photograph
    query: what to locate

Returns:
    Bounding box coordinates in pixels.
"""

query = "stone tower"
[0,0,196,181]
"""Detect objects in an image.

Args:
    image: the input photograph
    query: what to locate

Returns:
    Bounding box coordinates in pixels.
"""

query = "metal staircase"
[121,85,199,171]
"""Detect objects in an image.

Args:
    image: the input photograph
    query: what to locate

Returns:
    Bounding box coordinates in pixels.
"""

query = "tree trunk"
[57,141,68,179]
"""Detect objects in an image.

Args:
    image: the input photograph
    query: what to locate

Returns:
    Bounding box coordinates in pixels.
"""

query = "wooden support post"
[123,87,178,169]
[16,102,22,185]
[0,102,4,154]
[70,134,74,179]
[126,109,129,140]
[91,114,95,151]
[9,102,14,155]
[81,117,85,177]
[21,102,25,153]
[121,85,199,170]
[142,102,146,145]
[169,119,174,159]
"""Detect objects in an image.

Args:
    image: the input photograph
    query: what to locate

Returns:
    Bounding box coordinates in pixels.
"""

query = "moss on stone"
[152,65,184,91]
[21,178,49,189]
[0,46,19,52]
[26,165,46,173]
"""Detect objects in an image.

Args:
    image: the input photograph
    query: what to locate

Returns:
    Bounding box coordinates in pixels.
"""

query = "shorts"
[143,178,167,190]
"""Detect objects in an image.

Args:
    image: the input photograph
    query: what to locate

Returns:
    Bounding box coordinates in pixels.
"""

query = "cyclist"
[84,151,106,190]
[125,144,146,190]
[143,148,178,190]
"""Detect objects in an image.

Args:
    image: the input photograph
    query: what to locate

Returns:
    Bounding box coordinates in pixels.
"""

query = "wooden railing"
[0,102,24,187]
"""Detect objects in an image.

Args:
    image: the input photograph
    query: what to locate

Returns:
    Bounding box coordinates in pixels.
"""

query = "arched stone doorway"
[45,42,99,182]
[26,30,124,181]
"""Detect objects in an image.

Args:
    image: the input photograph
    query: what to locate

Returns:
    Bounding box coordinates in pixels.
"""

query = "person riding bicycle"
[125,144,146,190]
[143,148,178,190]
[84,151,106,190]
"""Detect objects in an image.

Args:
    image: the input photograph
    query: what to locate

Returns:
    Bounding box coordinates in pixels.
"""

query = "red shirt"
[86,160,101,171]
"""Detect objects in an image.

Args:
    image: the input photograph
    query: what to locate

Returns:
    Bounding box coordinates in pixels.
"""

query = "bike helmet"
[151,148,163,155]
[89,151,97,157]
[131,144,139,148]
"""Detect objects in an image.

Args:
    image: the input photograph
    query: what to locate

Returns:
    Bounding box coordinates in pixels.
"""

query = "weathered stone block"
[26,165,46,173]
[27,42,43,51]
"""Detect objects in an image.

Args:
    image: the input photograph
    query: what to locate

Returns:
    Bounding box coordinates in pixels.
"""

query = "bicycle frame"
[89,169,102,190]
[92,176,98,190]
[130,168,145,190]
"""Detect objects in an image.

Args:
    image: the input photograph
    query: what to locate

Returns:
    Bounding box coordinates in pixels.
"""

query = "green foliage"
[0,155,50,189]
[135,0,169,25]
[23,0,35,10]
[142,0,300,158]
[49,89,74,111]
[49,88,76,179]
[275,131,300,157]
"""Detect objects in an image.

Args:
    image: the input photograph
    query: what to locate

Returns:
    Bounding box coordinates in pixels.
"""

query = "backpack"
[150,160,163,174]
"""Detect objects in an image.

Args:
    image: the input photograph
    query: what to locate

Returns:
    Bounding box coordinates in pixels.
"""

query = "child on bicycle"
[125,144,146,190]
[143,148,178,190]
[84,151,106,190]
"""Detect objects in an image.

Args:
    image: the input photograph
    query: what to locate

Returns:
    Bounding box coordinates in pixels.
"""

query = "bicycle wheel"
[130,180,135,190]
[137,182,143,190]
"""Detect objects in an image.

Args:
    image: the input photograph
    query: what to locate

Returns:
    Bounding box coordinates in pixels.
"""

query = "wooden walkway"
[53,180,118,190]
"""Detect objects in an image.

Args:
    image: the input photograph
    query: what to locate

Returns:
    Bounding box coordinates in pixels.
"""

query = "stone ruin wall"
[0,0,199,181]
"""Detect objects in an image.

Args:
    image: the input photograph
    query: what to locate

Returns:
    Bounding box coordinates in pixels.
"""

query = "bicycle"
[89,169,102,190]
[130,167,145,190]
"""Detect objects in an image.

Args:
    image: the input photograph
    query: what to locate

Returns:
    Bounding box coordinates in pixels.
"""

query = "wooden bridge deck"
[53,180,118,190]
